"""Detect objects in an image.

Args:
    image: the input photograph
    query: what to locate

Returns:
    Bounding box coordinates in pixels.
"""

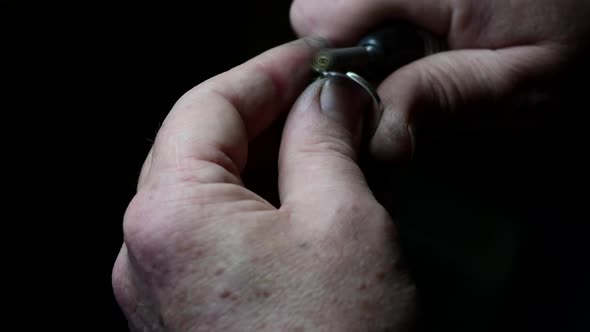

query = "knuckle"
[173,142,242,185]
[121,185,225,279]
[112,251,135,315]
[122,191,180,269]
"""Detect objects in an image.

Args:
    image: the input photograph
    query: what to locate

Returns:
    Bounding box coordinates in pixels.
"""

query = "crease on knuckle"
[172,141,243,185]
[418,59,465,113]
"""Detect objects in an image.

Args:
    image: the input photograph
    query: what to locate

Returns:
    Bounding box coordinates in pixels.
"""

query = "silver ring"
[319,71,383,137]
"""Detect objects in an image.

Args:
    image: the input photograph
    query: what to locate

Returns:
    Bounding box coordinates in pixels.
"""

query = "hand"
[290,0,590,160]
[112,38,416,331]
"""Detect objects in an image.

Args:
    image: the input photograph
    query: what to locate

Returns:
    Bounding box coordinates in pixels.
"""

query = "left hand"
[112,38,417,331]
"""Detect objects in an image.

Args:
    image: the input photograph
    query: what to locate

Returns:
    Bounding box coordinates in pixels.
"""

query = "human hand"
[112,38,416,331]
[290,0,590,160]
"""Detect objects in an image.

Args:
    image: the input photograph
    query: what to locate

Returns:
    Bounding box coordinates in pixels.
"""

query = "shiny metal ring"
[319,71,383,137]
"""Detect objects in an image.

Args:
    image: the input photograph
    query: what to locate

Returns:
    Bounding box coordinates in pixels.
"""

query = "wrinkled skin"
[113,1,590,331]
[112,38,416,331]
[291,0,590,160]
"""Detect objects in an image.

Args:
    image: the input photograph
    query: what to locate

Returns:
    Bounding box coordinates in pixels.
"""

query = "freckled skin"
[112,38,418,331]
[115,186,415,330]
[360,300,378,315]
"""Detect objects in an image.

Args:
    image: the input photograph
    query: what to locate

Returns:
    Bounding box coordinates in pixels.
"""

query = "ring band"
[319,71,383,138]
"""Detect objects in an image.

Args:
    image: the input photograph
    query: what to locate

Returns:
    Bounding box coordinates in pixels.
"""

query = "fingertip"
[289,0,307,37]
[289,0,367,46]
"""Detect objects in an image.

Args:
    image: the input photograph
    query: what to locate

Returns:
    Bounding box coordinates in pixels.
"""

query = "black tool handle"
[359,21,446,80]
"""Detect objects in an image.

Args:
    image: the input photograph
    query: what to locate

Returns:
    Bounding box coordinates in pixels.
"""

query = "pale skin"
[112,38,416,331]
[113,0,590,331]
[291,0,590,160]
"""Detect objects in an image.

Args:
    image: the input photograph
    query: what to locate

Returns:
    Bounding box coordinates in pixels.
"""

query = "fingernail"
[320,77,372,133]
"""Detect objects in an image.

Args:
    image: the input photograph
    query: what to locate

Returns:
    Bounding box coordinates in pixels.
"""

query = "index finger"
[144,38,326,186]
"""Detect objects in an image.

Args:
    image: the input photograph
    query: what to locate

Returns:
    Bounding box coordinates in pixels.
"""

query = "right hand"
[290,0,590,160]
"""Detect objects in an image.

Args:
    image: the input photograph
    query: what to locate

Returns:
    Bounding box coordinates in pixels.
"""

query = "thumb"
[278,76,375,209]
[371,45,561,161]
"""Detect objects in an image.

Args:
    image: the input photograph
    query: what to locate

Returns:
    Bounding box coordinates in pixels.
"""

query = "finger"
[137,147,153,191]
[278,76,374,209]
[370,46,562,161]
[143,38,327,187]
[290,0,452,45]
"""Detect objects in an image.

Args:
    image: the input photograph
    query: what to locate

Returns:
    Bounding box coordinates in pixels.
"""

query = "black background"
[3,1,589,331]
[4,2,297,331]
